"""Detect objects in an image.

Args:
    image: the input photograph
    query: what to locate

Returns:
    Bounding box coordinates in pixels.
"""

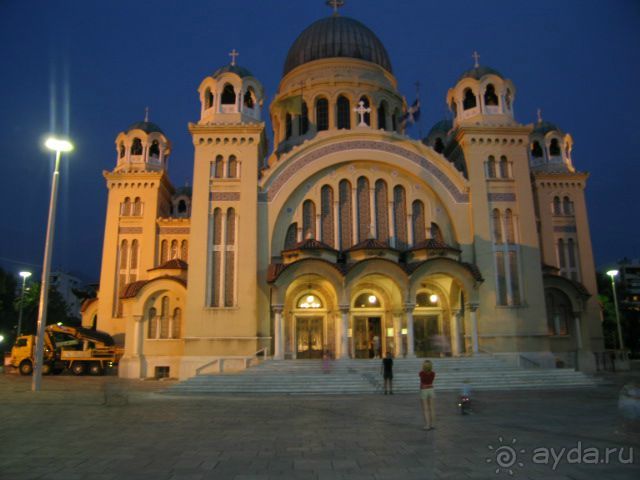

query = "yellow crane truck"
[10,324,122,376]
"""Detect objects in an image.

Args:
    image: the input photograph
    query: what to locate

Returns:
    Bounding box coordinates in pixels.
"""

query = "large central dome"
[283,16,393,75]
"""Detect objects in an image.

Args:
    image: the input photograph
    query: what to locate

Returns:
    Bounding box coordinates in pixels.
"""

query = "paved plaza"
[0,372,638,480]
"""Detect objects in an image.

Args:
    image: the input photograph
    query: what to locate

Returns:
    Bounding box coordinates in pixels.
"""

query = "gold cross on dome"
[229,49,239,66]
[472,51,480,68]
[326,0,345,15]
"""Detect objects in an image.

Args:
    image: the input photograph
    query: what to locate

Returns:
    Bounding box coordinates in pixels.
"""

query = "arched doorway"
[292,292,326,359]
[351,291,386,358]
[413,289,449,357]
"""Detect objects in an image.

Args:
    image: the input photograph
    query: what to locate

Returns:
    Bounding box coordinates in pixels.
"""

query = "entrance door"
[414,315,441,357]
[354,317,382,359]
[296,317,323,359]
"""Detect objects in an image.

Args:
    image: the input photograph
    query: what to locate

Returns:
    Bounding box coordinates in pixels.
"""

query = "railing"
[594,350,630,372]
[245,347,269,368]
[195,358,221,375]
[518,355,540,369]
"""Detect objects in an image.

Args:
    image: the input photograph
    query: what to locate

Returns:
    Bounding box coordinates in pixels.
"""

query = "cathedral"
[81,3,603,380]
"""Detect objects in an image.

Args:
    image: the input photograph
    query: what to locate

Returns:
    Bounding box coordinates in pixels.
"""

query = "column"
[451,309,462,356]
[405,303,416,358]
[468,303,479,354]
[392,311,403,357]
[339,305,350,359]
[574,314,583,350]
[273,305,284,360]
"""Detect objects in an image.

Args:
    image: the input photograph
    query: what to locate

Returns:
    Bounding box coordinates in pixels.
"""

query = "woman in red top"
[419,360,436,430]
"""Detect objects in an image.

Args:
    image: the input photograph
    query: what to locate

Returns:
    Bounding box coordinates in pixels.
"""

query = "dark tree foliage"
[596,271,639,356]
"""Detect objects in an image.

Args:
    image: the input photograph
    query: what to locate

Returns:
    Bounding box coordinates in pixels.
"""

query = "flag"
[276,95,303,115]
[401,98,421,125]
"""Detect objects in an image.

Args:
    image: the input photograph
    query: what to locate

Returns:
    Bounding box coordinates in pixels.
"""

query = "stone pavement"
[0,373,638,480]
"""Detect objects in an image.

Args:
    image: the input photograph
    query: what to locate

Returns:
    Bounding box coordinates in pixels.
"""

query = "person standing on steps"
[420,360,436,430]
[381,352,394,394]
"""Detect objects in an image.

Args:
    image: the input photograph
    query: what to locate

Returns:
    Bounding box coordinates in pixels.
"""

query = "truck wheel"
[19,360,33,376]
[89,363,103,376]
[42,363,53,375]
[71,362,86,376]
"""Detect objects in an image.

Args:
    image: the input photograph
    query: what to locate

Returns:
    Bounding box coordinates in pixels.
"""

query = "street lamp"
[32,136,73,392]
[606,269,624,351]
[17,271,32,337]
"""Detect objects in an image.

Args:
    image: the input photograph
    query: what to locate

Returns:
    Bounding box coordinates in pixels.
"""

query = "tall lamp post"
[606,269,624,351]
[17,271,32,337]
[32,136,73,392]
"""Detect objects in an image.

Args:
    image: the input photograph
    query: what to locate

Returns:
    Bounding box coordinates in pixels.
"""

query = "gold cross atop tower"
[472,51,480,68]
[326,0,345,16]
[229,49,239,66]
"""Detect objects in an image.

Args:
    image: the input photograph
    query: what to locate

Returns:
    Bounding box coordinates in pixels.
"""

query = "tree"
[13,281,80,336]
[597,271,639,356]
[0,267,18,346]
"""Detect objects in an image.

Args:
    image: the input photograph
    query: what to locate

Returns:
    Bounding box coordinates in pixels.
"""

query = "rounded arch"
[271,259,344,305]
[408,258,480,304]
[542,274,587,314]
[127,277,188,318]
[345,258,408,305]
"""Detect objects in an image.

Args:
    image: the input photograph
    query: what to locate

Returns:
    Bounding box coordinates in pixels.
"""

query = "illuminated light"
[57,322,63,326]
[429,294,439,304]
[386,327,394,337]
[368,295,377,304]
[348,328,352,337]
[0,335,4,343]
[19,271,32,279]
[45,137,74,153]
[606,270,619,278]
[401,328,408,335]
[306,295,314,303]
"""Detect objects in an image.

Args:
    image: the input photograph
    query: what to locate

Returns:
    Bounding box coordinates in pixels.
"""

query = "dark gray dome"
[283,16,392,75]
[458,65,503,82]
[213,64,253,79]
[127,121,164,135]
[427,119,453,137]
[533,120,562,135]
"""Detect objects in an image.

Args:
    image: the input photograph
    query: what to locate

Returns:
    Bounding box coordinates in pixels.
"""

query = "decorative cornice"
[158,227,190,234]
[553,225,577,233]
[487,192,516,202]
[210,192,240,201]
[118,226,142,234]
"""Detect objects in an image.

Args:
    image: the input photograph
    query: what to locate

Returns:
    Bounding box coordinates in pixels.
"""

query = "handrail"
[245,347,269,368]
[519,355,540,369]
[195,358,220,375]
[196,347,270,375]
[478,347,495,356]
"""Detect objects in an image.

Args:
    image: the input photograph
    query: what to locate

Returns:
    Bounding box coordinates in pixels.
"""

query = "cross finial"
[229,49,239,66]
[537,108,543,123]
[472,51,480,68]
[354,100,371,127]
[326,0,345,16]
[144,106,149,122]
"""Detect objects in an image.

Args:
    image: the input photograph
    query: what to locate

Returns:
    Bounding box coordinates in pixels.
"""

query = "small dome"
[533,120,562,135]
[127,121,165,135]
[458,65,503,82]
[283,16,392,75]
[427,119,453,137]
[212,64,254,79]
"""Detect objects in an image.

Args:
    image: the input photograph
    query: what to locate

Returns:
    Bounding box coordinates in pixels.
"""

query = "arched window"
[337,95,351,129]
[353,293,380,308]
[358,96,371,126]
[119,240,129,269]
[546,288,571,335]
[170,240,178,259]
[160,296,170,339]
[131,138,143,155]
[568,239,576,268]
[299,102,309,135]
[205,88,214,109]
[430,222,444,243]
[227,155,238,178]
[557,239,566,269]
[434,138,444,154]
[553,196,561,215]
[284,222,298,250]
[392,108,400,131]
[130,240,139,270]
[172,308,182,339]
[302,200,316,240]
[416,291,440,307]
[181,240,188,261]
[122,197,131,216]
[463,89,477,110]
[375,180,389,243]
[484,84,499,106]
[160,239,168,264]
[285,113,292,139]
[357,177,370,241]
[211,208,222,307]
[339,180,353,250]
[147,307,158,339]
[149,140,160,159]
[321,185,334,247]
[563,196,572,215]
[377,101,387,130]
[492,209,502,244]
[221,84,236,105]
[224,208,236,307]
[315,98,329,131]
[393,185,407,249]
[531,141,543,158]
[504,209,515,244]
[226,208,236,246]
[549,138,561,156]
[487,156,496,178]
[178,199,187,214]
[133,197,142,216]
[243,87,255,109]
[499,156,509,178]
[412,200,426,244]
[298,294,323,309]
[214,155,224,178]
[119,143,125,158]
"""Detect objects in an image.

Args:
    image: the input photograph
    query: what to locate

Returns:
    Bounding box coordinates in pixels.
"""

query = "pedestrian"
[419,360,436,430]
[373,335,380,358]
[381,351,394,394]
[322,349,332,374]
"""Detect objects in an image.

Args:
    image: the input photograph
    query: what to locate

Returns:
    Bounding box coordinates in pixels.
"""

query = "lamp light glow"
[606,270,619,278]
[45,137,74,152]
[19,271,32,279]
[0,334,4,343]
[368,295,377,304]
[429,294,439,304]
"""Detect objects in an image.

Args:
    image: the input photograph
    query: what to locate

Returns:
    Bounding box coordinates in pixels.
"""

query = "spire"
[326,0,345,16]
[144,106,149,122]
[537,108,543,124]
[472,51,480,68]
[229,48,239,66]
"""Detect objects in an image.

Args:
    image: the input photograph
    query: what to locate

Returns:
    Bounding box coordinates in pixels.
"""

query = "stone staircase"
[165,355,601,395]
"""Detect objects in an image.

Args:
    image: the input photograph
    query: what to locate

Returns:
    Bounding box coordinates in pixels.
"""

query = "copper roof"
[346,238,397,252]
[120,275,187,299]
[149,258,188,271]
[282,238,338,254]
[408,238,461,252]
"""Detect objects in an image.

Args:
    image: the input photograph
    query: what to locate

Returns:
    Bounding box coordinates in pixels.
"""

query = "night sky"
[1,0,639,283]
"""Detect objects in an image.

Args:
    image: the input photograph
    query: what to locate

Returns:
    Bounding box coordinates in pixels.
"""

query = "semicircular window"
[353,293,379,308]
[297,294,322,309]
